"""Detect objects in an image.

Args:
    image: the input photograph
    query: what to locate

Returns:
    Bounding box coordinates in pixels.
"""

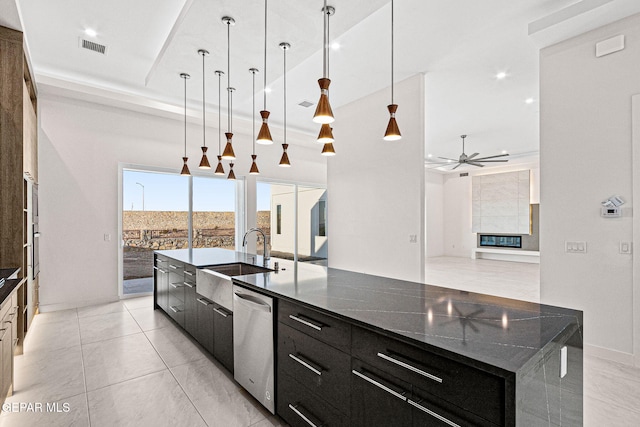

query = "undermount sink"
[206,263,273,277]
[196,263,272,310]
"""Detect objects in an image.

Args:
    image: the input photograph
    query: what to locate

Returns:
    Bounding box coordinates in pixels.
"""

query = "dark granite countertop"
[156,248,582,374]
[0,267,20,281]
[0,267,23,306]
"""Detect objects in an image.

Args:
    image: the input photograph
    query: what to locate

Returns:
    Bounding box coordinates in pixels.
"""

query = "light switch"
[104,234,111,241]
[565,241,587,253]
[409,234,417,243]
[620,242,632,254]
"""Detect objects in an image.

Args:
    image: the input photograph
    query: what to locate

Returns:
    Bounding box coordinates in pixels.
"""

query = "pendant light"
[383,0,401,141]
[179,73,191,175]
[228,162,236,180]
[214,70,225,175]
[313,2,335,124]
[321,127,336,156]
[221,16,236,161]
[249,68,260,175]
[256,0,273,145]
[197,49,212,168]
[279,42,291,167]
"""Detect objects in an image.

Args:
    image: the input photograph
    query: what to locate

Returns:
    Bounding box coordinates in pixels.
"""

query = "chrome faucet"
[242,228,270,262]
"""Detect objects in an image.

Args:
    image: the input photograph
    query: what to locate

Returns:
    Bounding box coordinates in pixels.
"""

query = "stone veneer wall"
[123,211,270,250]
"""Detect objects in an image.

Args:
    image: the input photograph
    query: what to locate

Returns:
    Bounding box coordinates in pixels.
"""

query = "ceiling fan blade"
[452,163,462,170]
[472,153,509,161]
[467,162,485,167]
[437,157,459,162]
[474,159,509,163]
[467,153,480,160]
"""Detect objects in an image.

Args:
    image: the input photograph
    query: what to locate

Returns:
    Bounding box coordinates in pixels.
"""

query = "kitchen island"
[154,248,582,426]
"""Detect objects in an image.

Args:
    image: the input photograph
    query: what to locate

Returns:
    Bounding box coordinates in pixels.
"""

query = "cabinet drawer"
[352,327,504,425]
[169,273,185,303]
[411,385,497,427]
[183,264,197,285]
[278,372,349,427]
[279,299,351,352]
[155,255,168,266]
[167,293,185,326]
[278,323,351,414]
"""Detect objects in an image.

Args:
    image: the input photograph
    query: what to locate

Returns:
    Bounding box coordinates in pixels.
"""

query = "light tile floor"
[1,258,638,426]
[0,296,285,427]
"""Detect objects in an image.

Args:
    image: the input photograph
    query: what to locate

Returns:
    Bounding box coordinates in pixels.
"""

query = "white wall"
[540,14,640,362]
[328,74,425,283]
[38,92,326,311]
[425,170,444,257]
[440,163,540,258]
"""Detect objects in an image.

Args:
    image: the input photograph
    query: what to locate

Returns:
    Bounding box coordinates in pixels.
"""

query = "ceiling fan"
[427,135,509,170]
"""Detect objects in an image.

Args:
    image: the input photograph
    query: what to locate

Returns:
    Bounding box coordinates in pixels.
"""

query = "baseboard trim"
[38,296,120,313]
[585,343,635,366]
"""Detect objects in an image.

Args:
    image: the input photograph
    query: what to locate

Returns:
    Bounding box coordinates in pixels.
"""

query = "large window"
[121,168,241,296]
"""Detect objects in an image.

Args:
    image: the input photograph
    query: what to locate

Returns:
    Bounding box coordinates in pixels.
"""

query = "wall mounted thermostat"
[601,207,622,218]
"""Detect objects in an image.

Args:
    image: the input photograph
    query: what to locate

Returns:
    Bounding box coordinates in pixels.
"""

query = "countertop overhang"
[156,248,582,375]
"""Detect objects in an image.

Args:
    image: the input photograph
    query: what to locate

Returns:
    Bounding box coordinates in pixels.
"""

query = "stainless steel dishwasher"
[232,284,275,414]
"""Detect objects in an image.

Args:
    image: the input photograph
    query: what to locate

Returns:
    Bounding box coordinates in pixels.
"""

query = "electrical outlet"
[409,234,417,243]
[620,242,632,254]
[565,241,586,253]
[104,234,111,242]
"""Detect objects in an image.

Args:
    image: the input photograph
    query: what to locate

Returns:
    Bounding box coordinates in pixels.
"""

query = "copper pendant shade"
[250,154,260,174]
[313,78,334,124]
[256,111,273,144]
[317,122,334,143]
[222,132,235,160]
[279,144,291,167]
[199,146,211,168]
[179,73,191,176]
[227,162,236,180]
[321,142,336,156]
[214,155,225,175]
[383,104,401,141]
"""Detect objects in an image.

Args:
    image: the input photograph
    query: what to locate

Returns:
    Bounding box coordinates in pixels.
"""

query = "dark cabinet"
[351,359,412,427]
[195,296,214,354]
[183,265,197,337]
[212,303,233,373]
[167,261,185,327]
[154,255,169,312]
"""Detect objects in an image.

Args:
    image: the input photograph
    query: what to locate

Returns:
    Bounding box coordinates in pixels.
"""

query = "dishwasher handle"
[233,291,272,313]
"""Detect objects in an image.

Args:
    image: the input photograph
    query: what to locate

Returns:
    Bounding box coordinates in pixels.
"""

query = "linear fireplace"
[479,235,522,248]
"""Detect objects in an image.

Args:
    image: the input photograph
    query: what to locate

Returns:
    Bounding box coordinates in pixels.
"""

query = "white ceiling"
[10,0,640,171]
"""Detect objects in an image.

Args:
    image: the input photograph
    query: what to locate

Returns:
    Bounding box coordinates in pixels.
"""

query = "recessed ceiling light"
[264,87,272,93]
[525,97,534,104]
[501,150,508,154]
[84,28,97,37]
[331,42,340,50]
[427,154,432,158]
[496,71,507,80]
[447,159,452,163]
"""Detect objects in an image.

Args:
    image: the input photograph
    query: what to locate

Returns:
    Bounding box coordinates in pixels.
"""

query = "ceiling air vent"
[460,172,469,177]
[298,100,314,108]
[79,38,107,55]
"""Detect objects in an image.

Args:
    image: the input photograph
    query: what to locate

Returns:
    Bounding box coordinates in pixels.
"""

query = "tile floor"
[0,257,638,426]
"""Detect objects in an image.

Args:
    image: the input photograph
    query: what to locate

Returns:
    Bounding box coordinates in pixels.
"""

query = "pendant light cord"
[202,52,206,147]
[184,76,187,156]
[217,71,222,154]
[323,0,328,79]
[391,0,394,104]
[227,20,232,133]
[284,46,287,145]
[252,70,256,154]
[263,0,268,110]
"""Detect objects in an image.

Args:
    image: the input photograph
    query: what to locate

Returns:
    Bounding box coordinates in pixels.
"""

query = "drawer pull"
[408,399,461,427]
[170,282,184,288]
[213,307,229,318]
[197,298,211,306]
[153,267,168,274]
[289,353,322,376]
[352,369,407,402]
[183,282,194,288]
[288,404,321,427]
[289,314,323,331]
[169,306,180,313]
[184,271,194,276]
[169,264,179,270]
[377,352,443,383]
